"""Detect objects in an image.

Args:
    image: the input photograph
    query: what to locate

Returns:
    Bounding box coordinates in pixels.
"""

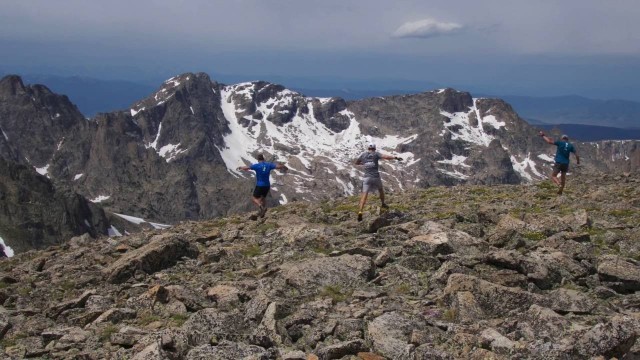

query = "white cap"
[367,143,376,149]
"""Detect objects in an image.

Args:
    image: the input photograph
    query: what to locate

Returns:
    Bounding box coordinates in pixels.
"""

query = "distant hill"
[538,123,640,141]
[499,94,640,129]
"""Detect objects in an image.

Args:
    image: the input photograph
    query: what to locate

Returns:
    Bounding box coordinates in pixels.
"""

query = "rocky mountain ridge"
[1,73,639,254]
[0,172,639,359]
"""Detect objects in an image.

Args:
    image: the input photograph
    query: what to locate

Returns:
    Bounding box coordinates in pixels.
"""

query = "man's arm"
[236,165,251,171]
[275,163,288,172]
[381,154,403,161]
[574,152,580,165]
[538,131,555,145]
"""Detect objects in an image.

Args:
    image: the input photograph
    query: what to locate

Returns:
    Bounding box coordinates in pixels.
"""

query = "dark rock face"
[0,157,108,253]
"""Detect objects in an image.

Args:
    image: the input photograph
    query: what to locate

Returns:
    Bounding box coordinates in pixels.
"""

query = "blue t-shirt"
[554,141,575,164]
[250,162,277,187]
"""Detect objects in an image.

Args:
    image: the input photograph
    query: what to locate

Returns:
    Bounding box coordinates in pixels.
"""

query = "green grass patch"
[442,308,457,321]
[561,282,581,291]
[0,332,28,348]
[468,187,490,195]
[534,192,552,201]
[609,209,636,218]
[392,282,411,295]
[319,285,351,303]
[59,279,76,292]
[333,203,359,212]
[536,181,557,190]
[521,231,546,241]
[170,313,189,327]
[255,222,279,234]
[138,313,161,326]
[17,286,32,296]
[240,244,262,257]
[99,324,118,342]
[312,244,332,255]
[431,211,456,220]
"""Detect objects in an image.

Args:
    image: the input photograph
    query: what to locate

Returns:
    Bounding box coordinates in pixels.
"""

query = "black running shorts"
[253,186,270,198]
[553,162,569,173]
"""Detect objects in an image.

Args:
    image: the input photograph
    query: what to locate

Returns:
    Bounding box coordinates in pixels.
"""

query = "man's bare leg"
[550,170,561,187]
[379,187,388,208]
[358,192,369,221]
[558,172,566,195]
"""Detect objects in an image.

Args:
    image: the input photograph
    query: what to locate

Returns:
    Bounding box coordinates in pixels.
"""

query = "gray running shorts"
[362,177,382,193]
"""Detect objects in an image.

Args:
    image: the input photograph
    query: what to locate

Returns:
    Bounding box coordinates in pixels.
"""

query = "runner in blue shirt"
[237,154,288,218]
[539,131,580,195]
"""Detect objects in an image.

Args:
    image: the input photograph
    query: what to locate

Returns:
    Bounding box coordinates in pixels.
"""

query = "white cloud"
[393,18,464,39]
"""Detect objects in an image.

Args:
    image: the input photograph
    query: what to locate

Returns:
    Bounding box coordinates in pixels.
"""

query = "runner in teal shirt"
[539,132,580,195]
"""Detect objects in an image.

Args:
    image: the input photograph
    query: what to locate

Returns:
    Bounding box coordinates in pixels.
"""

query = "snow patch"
[279,193,288,205]
[90,195,110,203]
[74,173,84,180]
[437,154,470,167]
[158,143,187,162]
[510,154,544,182]
[0,235,14,257]
[149,222,172,230]
[440,98,506,146]
[130,107,145,116]
[537,154,554,162]
[190,106,194,114]
[35,164,50,177]
[437,168,469,180]
[482,115,506,129]
[1,127,8,141]
[114,213,171,230]
[108,226,122,237]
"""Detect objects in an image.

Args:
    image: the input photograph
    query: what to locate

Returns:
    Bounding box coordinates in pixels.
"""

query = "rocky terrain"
[1,171,639,359]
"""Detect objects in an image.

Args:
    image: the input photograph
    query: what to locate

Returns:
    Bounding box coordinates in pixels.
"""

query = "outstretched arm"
[275,163,288,172]
[236,165,251,171]
[381,154,403,161]
[538,131,555,145]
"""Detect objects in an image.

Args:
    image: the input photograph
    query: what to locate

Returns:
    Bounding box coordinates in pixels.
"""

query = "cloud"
[392,18,464,39]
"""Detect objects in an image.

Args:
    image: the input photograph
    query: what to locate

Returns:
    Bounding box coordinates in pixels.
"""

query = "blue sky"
[1,0,640,100]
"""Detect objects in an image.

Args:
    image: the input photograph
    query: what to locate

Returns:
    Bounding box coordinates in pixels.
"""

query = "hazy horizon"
[2,1,640,101]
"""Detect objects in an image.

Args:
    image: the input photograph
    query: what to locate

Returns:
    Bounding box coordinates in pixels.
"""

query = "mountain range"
[0,73,639,254]
[5,74,640,135]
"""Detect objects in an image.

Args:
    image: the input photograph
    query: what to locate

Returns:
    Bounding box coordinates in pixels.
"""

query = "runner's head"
[561,134,569,140]
[367,143,376,151]
[257,154,265,161]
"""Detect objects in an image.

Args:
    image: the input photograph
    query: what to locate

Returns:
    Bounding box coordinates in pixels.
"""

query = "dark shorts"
[553,162,569,173]
[253,186,270,198]
[362,177,382,193]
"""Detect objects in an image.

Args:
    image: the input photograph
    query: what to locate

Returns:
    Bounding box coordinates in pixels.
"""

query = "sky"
[1,0,640,100]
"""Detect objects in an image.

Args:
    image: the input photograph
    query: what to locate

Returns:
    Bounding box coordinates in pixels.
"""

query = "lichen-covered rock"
[280,254,375,292]
[366,312,419,359]
[573,315,637,358]
[597,255,640,292]
[103,234,199,283]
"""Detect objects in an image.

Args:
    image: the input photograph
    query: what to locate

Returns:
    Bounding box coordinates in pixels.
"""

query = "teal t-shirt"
[554,141,575,164]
